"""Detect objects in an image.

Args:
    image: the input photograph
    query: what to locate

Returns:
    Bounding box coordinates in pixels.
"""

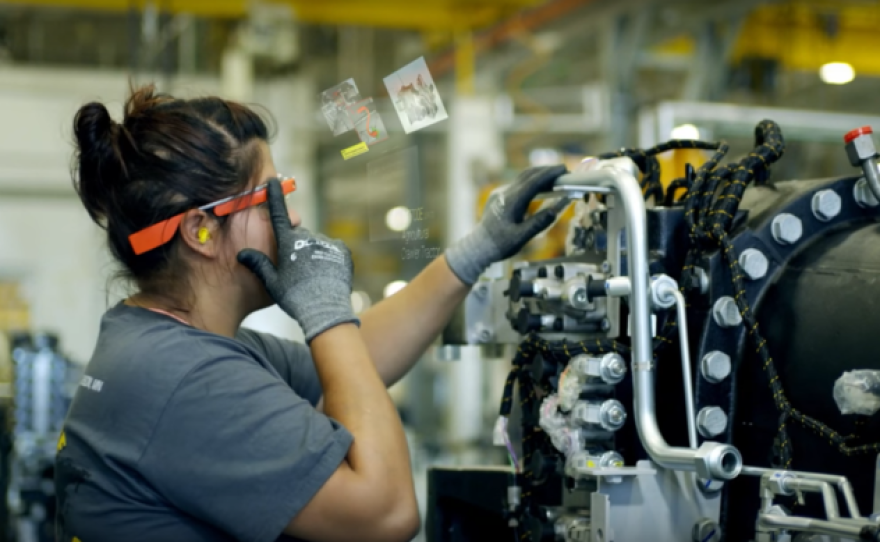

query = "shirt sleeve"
[137,354,352,542]
[236,328,322,406]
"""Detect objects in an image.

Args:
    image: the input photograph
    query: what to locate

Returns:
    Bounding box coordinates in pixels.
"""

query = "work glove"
[445,165,570,286]
[237,179,359,343]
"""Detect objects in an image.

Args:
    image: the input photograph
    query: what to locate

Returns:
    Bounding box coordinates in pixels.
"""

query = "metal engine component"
[570,353,627,385]
[7,333,81,542]
[696,407,728,438]
[430,123,880,542]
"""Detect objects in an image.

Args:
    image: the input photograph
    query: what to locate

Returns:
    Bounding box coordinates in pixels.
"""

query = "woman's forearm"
[310,324,413,486]
[358,255,470,387]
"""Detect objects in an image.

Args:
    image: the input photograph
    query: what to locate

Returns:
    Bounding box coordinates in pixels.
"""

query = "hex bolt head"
[811,189,841,221]
[712,296,742,328]
[692,519,721,542]
[696,406,728,438]
[771,213,803,245]
[738,249,768,281]
[701,351,732,383]
[854,178,880,208]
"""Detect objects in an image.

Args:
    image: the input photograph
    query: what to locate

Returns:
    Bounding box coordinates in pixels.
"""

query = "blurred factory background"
[0,0,877,540]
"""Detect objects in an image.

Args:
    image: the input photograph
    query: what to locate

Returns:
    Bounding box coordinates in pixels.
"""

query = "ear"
[179,209,220,258]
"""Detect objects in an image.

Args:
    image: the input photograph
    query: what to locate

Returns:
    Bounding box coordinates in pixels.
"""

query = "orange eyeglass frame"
[128,176,297,256]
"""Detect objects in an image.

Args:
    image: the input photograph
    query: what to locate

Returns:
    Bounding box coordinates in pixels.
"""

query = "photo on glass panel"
[383,57,448,134]
[319,78,362,136]
[346,98,389,146]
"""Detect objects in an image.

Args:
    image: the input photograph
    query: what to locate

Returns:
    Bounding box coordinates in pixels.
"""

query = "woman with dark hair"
[55,84,568,542]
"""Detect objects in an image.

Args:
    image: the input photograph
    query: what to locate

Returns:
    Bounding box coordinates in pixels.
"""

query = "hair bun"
[73,101,125,227]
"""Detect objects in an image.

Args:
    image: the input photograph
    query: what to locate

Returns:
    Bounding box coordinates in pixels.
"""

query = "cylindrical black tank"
[722,181,880,539]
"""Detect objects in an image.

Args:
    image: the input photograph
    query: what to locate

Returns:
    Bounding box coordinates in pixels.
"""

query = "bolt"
[696,406,728,438]
[573,288,587,305]
[608,406,624,424]
[712,296,742,328]
[854,178,880,208]
[771,213,803,245]
[692,519,720,542]
[601,261,611,273]
[600,318,611,332]
[605,354,626,379]
[701,351,732,383]
[811,189,841,221]
[738,248,769,280]
[697,477,725,494]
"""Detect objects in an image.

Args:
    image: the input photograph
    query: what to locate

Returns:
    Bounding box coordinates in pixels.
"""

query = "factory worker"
[55,84,568,542]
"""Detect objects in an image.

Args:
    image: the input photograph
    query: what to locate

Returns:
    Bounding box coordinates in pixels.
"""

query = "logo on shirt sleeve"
[80,375,104,392]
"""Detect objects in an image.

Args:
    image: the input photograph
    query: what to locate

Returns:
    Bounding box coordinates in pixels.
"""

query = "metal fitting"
[692,519,721,542]
[572,399,627,432]
[696,406,728,438]
[697,477,725,494]
[568,450,624,471]
[854,178,880,208]
[605,276,630,297]
[712,296,742,328]
[739,248,769,281]
[693,441,742,480]
[701,351,731,383]
[473,324,494,344]
[650,274,678,309]
[811,190,841,221]
[771,214,803,245]
[764,471,796,496]
[570,353,626,385]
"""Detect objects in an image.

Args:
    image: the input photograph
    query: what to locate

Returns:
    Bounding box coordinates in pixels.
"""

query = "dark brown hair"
[72,83,270,299]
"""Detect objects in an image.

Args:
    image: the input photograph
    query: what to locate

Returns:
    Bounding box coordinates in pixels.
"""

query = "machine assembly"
[428,121,880,542]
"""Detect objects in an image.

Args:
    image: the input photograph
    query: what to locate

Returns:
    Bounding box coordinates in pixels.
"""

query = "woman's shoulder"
[90,303,260,382]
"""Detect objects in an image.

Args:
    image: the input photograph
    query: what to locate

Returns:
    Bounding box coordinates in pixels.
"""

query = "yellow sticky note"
[586,460,595,468]
[57,431,66,452]
[341,142,369,160]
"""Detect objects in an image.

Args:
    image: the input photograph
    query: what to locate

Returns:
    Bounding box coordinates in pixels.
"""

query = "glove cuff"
[280,280,360,343]
[444,226,497,286]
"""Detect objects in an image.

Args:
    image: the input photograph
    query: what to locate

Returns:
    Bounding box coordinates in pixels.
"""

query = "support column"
[443,96,504,460]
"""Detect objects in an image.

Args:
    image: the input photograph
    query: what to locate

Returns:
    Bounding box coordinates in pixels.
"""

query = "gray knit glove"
[237,179,359,343]
[445,165,570,286]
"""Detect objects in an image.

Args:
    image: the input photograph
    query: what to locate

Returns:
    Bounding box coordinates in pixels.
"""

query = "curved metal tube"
[758,514,879,541]
[658,284,698,449]
[554,163,742,479]
[743,466,861,518]
[786,479,840,520]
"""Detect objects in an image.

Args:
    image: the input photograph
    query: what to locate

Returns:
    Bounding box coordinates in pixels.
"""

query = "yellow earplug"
[198,227,210,244]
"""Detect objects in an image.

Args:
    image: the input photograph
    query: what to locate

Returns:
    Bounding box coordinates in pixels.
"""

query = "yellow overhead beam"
[0,0,544,29]
[650,2,880,78]
[732,3,880,76]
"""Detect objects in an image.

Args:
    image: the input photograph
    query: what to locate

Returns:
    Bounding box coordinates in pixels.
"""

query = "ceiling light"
[670,124,700,140]
[820,62,855,85]
[385,206,412,232]
[383,280,408,298]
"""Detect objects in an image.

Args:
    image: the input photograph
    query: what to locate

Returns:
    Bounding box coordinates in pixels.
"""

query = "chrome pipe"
[758,514,878,540]
[742,466,861,518]
[553,162,742,479]
[786,479,840,520]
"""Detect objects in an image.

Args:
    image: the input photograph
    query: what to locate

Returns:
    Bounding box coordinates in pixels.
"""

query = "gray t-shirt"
[55,303,353,542]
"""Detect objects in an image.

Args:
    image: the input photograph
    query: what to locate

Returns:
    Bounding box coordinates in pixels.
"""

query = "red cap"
[845,126,873,143]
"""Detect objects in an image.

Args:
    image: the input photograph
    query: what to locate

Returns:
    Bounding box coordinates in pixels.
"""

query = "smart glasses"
[128,175,296,256]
